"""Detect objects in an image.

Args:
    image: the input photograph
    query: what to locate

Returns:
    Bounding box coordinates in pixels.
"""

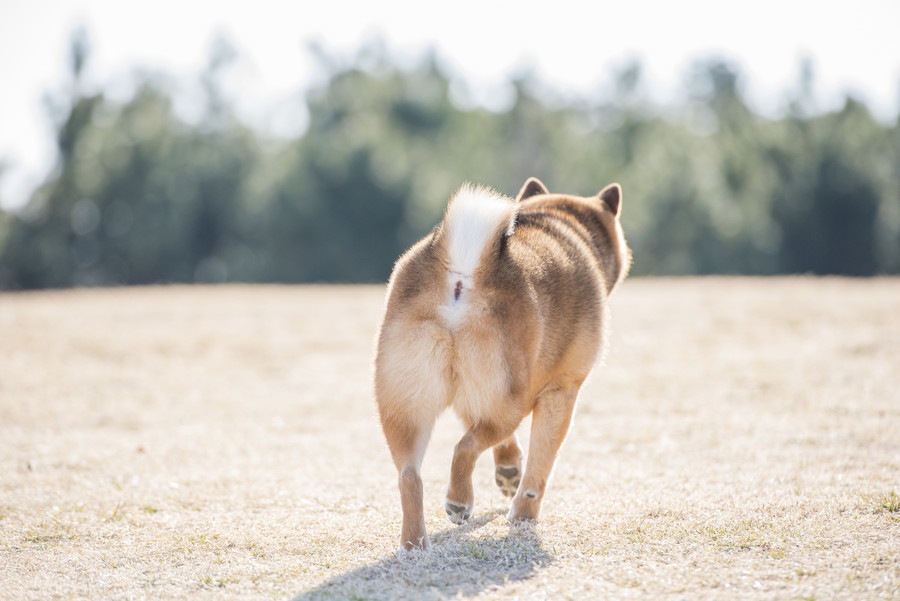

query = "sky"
[1,0,898,209]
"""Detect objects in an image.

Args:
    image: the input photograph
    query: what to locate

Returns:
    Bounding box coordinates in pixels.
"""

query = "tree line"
[1,37,898,289]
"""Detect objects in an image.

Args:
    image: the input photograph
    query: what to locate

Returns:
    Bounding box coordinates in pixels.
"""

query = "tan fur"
[374,177,631,550]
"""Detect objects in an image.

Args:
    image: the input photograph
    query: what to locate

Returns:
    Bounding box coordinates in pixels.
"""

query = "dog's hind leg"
[376,320,452,550]
[445,418,520,524]
[379,406,439,551]
[508,383,579,522]
[493,434,523,498]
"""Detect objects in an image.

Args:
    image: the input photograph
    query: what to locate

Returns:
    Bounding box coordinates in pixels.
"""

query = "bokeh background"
[1,1,899,289]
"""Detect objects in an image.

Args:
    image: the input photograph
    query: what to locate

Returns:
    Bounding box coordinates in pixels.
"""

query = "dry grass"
[0,278,898,600]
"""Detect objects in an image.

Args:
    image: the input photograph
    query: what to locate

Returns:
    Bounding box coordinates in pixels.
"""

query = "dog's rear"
[375,178,630,550]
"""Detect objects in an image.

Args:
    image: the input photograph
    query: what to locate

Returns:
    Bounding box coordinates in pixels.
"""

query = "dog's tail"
[441,184,516,303]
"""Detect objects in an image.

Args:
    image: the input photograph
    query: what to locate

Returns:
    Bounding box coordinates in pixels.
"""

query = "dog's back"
[376,182,629,429]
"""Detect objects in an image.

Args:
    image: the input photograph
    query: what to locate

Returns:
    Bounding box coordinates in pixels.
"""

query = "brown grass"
[1,278,898,600]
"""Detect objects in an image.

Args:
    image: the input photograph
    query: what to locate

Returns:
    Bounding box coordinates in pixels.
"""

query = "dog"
[374,177,630,550]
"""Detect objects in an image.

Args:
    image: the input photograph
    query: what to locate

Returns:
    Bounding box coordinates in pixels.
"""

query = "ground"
[0,278,898,600]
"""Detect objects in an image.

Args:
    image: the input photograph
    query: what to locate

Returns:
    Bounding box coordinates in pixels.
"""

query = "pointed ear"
[515,177,549,202]
[599,183,622,217]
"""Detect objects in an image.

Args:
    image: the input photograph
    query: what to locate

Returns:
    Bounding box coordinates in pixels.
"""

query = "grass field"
[1,278,898,600]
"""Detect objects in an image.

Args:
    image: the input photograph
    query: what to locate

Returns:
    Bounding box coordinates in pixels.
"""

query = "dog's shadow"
[292,510,554,600]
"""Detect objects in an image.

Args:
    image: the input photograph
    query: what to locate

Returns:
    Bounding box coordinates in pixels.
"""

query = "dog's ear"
[515,177,549,202]
[598,183,622,217]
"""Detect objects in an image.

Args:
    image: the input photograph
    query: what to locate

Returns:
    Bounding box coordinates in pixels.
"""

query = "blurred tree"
[1,34,898,289]
[770,99,883,275]
[0,32,259,288]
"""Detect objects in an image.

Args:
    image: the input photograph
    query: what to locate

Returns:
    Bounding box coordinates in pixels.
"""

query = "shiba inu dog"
[374,177,630,550]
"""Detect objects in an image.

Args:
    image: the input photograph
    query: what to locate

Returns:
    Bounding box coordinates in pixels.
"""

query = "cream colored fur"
[439,185,516,328]
[375,177,630,550]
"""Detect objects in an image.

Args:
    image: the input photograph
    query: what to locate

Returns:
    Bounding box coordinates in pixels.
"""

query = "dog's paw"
[494,465,521,498]
[508,489,541,521]
[399,535,431,552]
[444,499,472,525]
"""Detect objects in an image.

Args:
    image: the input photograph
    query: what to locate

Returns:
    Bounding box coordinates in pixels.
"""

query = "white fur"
[439,184,515,328]
[445,184,515,278]
[438,292,469,328]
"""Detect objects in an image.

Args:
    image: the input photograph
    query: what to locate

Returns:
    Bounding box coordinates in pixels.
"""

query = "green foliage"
[1,38,898,289]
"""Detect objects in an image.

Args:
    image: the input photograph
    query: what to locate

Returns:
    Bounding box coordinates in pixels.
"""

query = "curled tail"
[439,184,516,325]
